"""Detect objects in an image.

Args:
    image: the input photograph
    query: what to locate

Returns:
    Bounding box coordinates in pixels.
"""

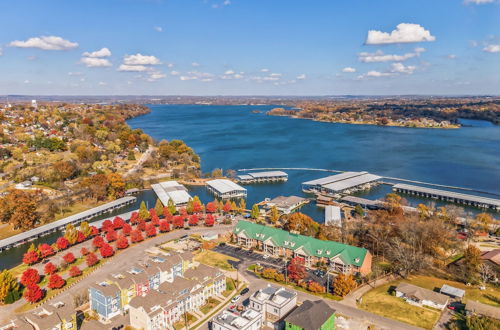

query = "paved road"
[0,224,235,323]
[125,145,155,177]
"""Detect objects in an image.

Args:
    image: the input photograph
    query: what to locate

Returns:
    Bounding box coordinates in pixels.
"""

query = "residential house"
[89,281,122,320]
[212,309,263,330]
[284,300,335,330]
[249,285,297,328]
[395,283,449,310]
[233,220,372,275]
[465,300,500,320]
[266,196,307,214]
[25,297,79,330]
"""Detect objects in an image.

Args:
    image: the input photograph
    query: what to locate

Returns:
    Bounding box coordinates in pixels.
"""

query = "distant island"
[267,97,500,129]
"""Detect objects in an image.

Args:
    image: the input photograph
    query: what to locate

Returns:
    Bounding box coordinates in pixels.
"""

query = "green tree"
[186,199,194,214]
[138,201,150,220]
[168,199,176,215]
[154,199,164,217]
[0,270,20,303]
[251,204,259,219]
[79,221,92,238]
[64,224,78,245]
[354,205,364,217]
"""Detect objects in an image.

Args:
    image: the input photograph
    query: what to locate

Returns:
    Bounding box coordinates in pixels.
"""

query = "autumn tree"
[44,262,57,275]
[205,214,215,227]
[86,253,99,267]
[122,223,132,236]
[206,202,216,213]
[92,236,105,248]
[105,229,118,242]
[0,189,40,230]
[283,212,320,237]
[0,270,20,303]
[38,243,55,259]
[270,206,280,224]
[23,250,39,265]
[223,200,232,213]
[239,199,246,213]
[47,274,65,289]
[20,268,40,287]
[69,266,82,278]
[56,237,69,251]
[251,204,259,219]
[113,216,125,229]
[24,284,43,303]
[116,235,129,249]
[154,199,164,218]
[457,245,482,284]
[81,174,110,201]
[138,201,150,220]
[130,229,144,243]
[308,281,326,293]
[159,220,170,233]
[80,247,89,256]
[188,214,199,226]
[145,223,157,237]
[192,196,203,213]
[332,274,357,297]
[63,252,75,264]
[167,199,176,215]
[99,243,114,258]
[107,173,125,198]
[287,257,306,282]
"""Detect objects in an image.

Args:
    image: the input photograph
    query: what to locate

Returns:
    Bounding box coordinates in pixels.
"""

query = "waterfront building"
[324,205,341,227]
[151,180,192,207]
[266,195,307,214]
[395,283,449,310]
[302,171,381,195]
[236,171,288,184]
[284,300,336,330]
[206,179,247,198]
[249,285,297,328]
[212,309,263,330]
[233,220,372,275]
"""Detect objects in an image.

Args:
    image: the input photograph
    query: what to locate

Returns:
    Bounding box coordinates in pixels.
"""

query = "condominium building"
[249,285,297,327]
[212,309,263,330]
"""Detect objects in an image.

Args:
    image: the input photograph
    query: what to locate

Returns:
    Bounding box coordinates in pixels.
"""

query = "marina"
[302,171,381,195]
[237,171,288,184]
[206,179,247,199]
[151,181,191,206]
[0,196,136,252]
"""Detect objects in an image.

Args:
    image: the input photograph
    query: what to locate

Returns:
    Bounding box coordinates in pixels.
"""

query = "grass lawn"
[174,313,197,330]
[404,275,500,308]
[359,281,441,329]
[193,250,239,271]
[200,297,220,314]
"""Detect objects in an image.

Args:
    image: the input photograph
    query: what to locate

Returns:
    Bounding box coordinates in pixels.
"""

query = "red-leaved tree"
[145,224,157,237]
[92,236,105,248]
[204,214,215,227]
[90,226,99,237]
[20,268,40,286]
[122,223,132,236]
[44,262,57,275]
[63,252,75,264]
[223,200,232,213]
[47,274,65,289]
[173,216,185,229]
[159,220,170,233]
[116,235,129,249]
[130,212,139,225]
[22,251,39,265]
[151,214,160,227]
[69,266,82,277]
[188,214,199,226]
[205,202,216,213]
[38,244,55,259]
[56,237,69,251]
[130,229,144,243]
[163,207,173,222]
[86,252,99,267]
[99,243,114,258]
[80,247,89,256]
[101,219,113,232]
[24,284,43,303]
[76,231,86,243]
[287,257,307,282]
[137,220,146,232]
[113,216,125,229]
[105,229,118,242]
[192,200,203,213]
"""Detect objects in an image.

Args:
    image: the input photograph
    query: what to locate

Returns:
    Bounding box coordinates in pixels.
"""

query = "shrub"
[69,266,82,277]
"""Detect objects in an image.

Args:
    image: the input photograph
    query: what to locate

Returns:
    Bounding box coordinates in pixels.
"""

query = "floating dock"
[151,181,191,206]
[236,171,288,184]
[393,184,500,211]
[206,179,247,199]
[0,196,136,251]
[302,171,381,195]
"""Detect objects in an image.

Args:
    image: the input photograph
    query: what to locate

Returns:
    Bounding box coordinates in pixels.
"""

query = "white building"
[266,195,307,214]
[249,285,297,327]
[212,309,263,330]
[151,181,191,206]
[395,283,449,310]
[206,179,247,199]
[325,205,342,227]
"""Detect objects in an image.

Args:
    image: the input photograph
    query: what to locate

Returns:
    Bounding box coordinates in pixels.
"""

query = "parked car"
[263,255,270,259]
[447,305,456,310]
[231,295,241,303]
[240,288,249,295]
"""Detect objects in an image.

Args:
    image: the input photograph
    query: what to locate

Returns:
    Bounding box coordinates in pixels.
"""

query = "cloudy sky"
[0,0,499,95]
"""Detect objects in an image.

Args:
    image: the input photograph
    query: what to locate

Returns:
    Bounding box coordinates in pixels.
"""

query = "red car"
[447,305,456,310]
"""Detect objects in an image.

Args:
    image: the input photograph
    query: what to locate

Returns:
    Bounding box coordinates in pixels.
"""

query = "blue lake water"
[1,104,499,270]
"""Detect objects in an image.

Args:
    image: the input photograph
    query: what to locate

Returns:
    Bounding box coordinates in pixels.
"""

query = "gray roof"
[396,283,449,305]
[322,173,381,192]
[393,183,500,207]
[285,300,335,330]
[440,284,465,298]
[268,195,306,208]
[302,171,362,186]
[246,171,288,179]
[206,179,246,194]
[0,196,136,249]
[151,181,191,206]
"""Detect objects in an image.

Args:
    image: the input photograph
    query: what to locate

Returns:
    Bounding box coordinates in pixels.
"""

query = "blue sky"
[0,0,499,95]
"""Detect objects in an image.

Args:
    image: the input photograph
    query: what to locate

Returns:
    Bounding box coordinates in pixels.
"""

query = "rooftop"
[285,300,335,330]
[151,181,191,205]
[206,179,246,194]
[396,283,449,305]
[302,171,364,186]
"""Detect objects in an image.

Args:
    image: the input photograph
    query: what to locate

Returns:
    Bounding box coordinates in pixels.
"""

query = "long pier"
[0,196,136,251]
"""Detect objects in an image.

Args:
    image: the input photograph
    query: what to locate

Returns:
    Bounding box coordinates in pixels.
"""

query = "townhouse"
[24,296,80,330]
[249,285,297,328]
[233,220,372,275]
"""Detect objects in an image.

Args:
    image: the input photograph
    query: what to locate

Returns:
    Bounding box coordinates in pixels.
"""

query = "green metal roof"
[234,220,368,267]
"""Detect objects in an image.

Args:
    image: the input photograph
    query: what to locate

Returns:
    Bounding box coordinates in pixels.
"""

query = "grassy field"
[194,250,239,271]
[359,281,441,329]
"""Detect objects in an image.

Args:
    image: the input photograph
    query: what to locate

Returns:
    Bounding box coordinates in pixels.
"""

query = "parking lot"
[213,244,329,287]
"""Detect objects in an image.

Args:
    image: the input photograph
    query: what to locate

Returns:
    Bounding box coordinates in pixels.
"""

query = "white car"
[231,295,241,303]
[263,255,270,259]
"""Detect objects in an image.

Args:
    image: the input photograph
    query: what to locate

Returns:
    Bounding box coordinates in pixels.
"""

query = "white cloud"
[191,62,200,67]
[167,63,174,68]
[224,0,231,5]
[390,63,416,74]
[123,53,161,65]
[0,48,2,56]
[170,70,180,76]
[154,26,163,32]
[447,54,457,59]
[180,76,197,81]
[224,70,235,75]
[358,48,424,63]
[9,36,78,50]
[296,74,306,80]
[24,80,30,84]
[118,64,149,72]
[147,71,166,82]
[342,67,356,73]
[464,0,495,4]
[269,73,282,77]
[365,23,436,45]
[68,72,82,76]
[82,47,111,58]
[179,71,214,81]
[260,68,269,72]
[98,81,107,86]
[483,44,500,53]
[27,55,38,61]
[80,57,112,67]
[366,71,392,77]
